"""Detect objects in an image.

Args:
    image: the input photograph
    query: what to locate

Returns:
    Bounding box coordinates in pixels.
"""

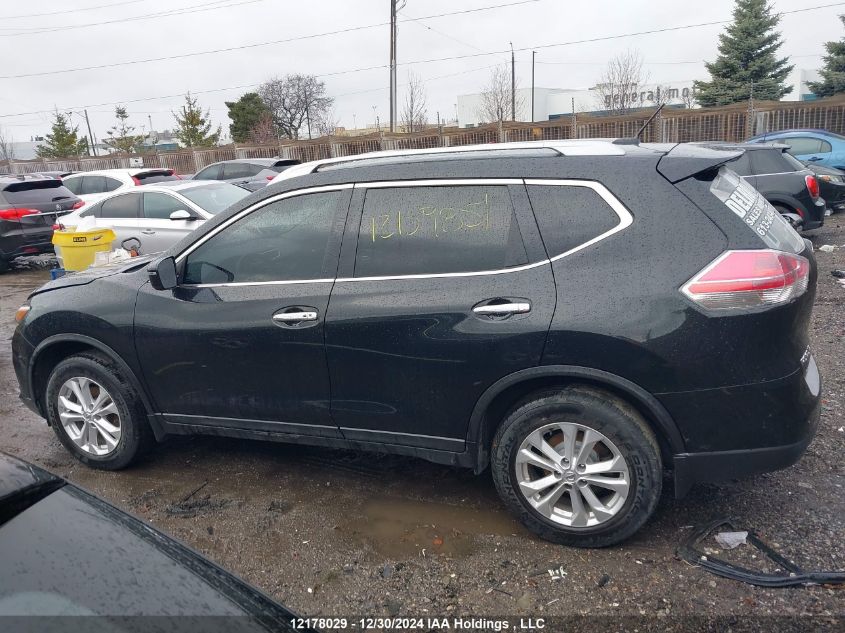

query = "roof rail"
[273,139,628,183]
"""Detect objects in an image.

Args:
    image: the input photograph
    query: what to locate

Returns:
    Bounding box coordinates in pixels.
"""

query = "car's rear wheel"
[491,386,662,547]
[0,258,9,274]
[45,352,152,469]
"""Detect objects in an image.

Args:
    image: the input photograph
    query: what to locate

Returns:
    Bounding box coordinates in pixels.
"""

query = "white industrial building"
[456,69,823,128]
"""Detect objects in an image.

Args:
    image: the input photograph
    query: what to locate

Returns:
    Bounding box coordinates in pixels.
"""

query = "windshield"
[180,183,249,215]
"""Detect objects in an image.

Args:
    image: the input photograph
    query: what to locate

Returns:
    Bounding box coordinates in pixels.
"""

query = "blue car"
[748,129,845,169]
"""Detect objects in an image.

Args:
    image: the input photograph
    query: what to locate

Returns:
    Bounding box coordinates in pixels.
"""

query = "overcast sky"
[1,0,843,143]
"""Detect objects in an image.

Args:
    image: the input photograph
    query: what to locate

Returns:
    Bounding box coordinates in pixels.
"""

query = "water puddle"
[343,497,529,558]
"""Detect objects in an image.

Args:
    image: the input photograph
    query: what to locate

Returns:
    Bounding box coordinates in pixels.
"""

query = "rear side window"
[135,171,178,185]
[750,149,795,174]
[183,191,342,284]
[354,185,528,277]
[527,184,621,257]
[81,176,110,194]
[100,193,141,219]
[63,176,84,194]
[194,164,221,180]
[782,137,825,155]
[710,167,804,253]
[727,153,753,176]
[222,162,262,179]
[2,180,74,204]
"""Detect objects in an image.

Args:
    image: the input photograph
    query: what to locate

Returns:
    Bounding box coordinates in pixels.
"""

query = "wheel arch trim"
[29,334,156,420]
[466,365,686,471]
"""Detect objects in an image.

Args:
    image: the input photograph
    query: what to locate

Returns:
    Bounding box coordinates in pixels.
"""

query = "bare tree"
[681,85,699,109]
[401,71,428,133]
[478,64,524,123]
[0,126,15,162]
[314,108,341,137]
[258,74,334,140]
[248,112,277,145]
[594,50,646,115]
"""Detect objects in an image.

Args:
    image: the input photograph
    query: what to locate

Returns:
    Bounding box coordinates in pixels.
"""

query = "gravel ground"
[1,220,843,629]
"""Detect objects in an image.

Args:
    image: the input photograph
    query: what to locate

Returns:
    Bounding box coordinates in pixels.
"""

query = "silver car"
[57,181,249,256]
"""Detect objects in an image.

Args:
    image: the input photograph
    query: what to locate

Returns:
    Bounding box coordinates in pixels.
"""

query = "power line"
[0,0,264,37]
[0,0,540,79]
[1,1,841,118]
[0,0,145,20]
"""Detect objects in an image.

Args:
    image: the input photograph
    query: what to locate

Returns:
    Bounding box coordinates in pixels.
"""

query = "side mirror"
[169,209,196,221]
[148,256,178,290]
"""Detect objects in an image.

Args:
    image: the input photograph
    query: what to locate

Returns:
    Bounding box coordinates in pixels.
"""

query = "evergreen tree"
[225,92,269,143]
[173,93,220,148]
[807,15,845,97]
[36,111,88,158]
[103,106,144,154]
[694,0,793,107]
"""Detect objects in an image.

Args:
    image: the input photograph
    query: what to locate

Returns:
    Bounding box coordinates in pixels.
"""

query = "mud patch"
[342,497,529,559]
[165,495,231,518]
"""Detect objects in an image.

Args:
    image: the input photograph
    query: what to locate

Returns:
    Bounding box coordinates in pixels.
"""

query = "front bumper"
[12,328,40,417]
[662,354,821,498]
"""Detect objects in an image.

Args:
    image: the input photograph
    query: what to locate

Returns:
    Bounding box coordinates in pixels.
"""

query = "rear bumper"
[664,354,821,498]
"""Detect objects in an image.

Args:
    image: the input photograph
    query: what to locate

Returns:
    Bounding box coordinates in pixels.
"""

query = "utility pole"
[389,0,400,133]
[148,114,157,155]
[83,109,97,157]
[510,42,516,121]
[531,51,536,123]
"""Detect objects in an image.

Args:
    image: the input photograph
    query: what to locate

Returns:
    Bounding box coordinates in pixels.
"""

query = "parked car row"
[13,138,821,548]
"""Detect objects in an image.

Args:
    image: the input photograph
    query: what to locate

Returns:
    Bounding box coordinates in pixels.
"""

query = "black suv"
[705,142,826,230]
[12,141,820,547]
[0,175,81,272]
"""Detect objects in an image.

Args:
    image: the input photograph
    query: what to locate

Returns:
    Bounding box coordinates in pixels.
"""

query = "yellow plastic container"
[52,228,116,271]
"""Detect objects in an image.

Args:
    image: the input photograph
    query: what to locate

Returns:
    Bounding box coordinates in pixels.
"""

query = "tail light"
[72,200,85,209]
[0,208,38,220]
[682,249,810,310]
[52,223,62,231]
[266,175,274,180]
[132,176,141,185]
[805,174,820,199]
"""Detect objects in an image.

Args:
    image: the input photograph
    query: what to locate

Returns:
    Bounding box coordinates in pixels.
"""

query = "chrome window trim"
[179,178,633,287]
[335,178,633,283]
[174,183,354,265]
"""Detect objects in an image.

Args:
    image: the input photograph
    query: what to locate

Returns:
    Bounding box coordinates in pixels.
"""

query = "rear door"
[140,192,199,252]
[96,192,142,249]
[324,180,555,451]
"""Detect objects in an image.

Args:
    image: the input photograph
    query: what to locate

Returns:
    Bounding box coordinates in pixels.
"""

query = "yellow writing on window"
[369,193,491,242]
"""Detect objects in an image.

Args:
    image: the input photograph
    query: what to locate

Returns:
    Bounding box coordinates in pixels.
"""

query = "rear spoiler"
[656,143,744,183]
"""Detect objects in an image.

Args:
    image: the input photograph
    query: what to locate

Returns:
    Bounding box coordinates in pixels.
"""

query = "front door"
[134,186,351,437]
[324,181,556,452]
[139,191,199,253]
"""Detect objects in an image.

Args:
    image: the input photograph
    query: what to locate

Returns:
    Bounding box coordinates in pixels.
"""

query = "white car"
[56,181,249,256]
[61,168,181,206]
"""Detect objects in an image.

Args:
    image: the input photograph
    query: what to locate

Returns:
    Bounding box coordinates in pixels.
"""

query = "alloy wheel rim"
[57,377,122,456]
[515,422,630,528]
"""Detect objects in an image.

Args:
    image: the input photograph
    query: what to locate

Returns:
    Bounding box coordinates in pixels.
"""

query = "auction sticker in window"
[709,166,804,253]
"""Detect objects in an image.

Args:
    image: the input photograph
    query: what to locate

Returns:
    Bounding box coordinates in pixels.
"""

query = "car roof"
[0,174,58,187]
[141,180,234,192]
[692,141,789,151]
[272,139,657,183]
[750,129,833,137]
[66,168,174,177]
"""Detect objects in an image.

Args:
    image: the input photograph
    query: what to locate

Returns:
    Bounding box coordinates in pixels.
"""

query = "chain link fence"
[7,95,845,176]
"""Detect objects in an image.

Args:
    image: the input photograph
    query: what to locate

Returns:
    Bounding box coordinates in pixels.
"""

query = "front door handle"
[141,230,156,235]
[473,302,531,316]
[273,310,318,323]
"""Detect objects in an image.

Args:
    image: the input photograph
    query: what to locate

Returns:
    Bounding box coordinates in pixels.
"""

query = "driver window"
[182,190,342,284]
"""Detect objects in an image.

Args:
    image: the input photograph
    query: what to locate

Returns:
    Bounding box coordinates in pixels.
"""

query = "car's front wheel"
[45,352,152,469]
[491,386,662,547]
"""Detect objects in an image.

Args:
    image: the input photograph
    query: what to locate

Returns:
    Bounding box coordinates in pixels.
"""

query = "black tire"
[45,351,152,470]
[0,258,9,274]
[773,204,802,231]
[491,385,662,548]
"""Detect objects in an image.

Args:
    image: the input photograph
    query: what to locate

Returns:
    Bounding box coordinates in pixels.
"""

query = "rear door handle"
[273,310,318,323]
[141,230,156,235]
[472,302,531,315]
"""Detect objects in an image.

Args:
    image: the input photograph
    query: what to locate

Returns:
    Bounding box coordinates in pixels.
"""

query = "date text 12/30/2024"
[290,617,547,630]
